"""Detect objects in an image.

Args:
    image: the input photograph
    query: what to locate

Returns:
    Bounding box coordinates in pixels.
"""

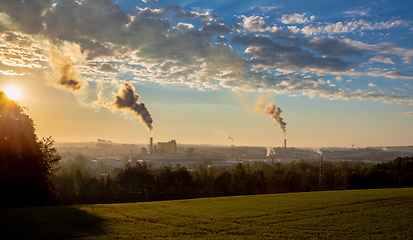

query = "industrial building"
[158,140,177,155]
[148,137,177,155]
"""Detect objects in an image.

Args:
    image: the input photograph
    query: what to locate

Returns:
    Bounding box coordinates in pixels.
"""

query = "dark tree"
[115,162,155,202]
[174,164,193,199]
[268,169,284,193]
[283,170,300,192]
[156,163,175,199]
[249,169,267,194]
[232,163,248,195]
[0,92,61,206]
[214,171,233,196]
[51,169,75,203]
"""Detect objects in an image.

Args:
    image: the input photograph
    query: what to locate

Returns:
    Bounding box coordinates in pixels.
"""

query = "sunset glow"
[4,86,20,101]
[0,0,411,147]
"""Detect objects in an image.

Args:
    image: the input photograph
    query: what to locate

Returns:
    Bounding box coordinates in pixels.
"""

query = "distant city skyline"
[0,0,412,148]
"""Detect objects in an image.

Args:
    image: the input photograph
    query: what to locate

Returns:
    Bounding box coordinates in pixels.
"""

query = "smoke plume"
[213,128,234,142]
[57,59,82,91]
[314,149,323,156]
[266,147,275,157]
[102,82,154,134]
[253,94,287,136]
[47,41,85,91]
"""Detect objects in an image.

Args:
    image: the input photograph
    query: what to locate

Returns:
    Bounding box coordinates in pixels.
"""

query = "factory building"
[141,147,148,155]
[157,140,177,155]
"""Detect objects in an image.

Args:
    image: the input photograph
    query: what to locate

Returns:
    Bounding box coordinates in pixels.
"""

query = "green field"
[1,188,412,239]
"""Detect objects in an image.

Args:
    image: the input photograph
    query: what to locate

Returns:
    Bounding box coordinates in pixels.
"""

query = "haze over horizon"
[0,0,412,148]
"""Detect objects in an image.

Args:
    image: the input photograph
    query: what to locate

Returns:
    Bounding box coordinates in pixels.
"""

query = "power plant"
[148,137,177,156]
[158,140,177,155]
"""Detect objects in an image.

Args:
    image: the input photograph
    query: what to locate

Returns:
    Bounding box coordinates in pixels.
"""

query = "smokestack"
[150,137,153,155]
[284,139,287,155]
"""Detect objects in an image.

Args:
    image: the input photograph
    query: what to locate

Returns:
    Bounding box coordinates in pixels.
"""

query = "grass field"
[1,188,412,239]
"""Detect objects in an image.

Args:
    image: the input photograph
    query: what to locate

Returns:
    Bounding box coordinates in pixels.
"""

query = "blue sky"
[0,0,412,147]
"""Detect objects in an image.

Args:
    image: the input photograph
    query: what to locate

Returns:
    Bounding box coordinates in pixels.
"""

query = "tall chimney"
[149,137,153,155]
[284,139,287,155]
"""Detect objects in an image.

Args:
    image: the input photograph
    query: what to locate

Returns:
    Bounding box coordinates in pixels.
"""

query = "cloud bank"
[0,0,411,106]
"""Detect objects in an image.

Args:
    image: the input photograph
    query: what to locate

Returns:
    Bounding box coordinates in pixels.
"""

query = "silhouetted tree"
[283,170,299,192]
[115,162,155,202]
[51,170,75,203]
[0,92,60,206]
[193,164,215,197]
[232,163,248,195]
[321,171,336,190]
[214,171,233,196]
[346,172,367,189]
[249,169,267,194]
[157,163,175,199]
[268,169,284,193]
[366,170,394,188]
[174,164,193,199]
[301,169,316,191]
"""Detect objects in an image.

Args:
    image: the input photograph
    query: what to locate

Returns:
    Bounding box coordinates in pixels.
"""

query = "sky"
[0,0,412,148]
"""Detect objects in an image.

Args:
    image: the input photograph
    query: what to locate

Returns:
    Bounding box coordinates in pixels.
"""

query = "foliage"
[51,155,413,204]
[1,188,412,239]
[0,92,61,206]
[116,162,154,202]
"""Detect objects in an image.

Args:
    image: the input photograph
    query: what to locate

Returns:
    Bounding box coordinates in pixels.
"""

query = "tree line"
[51,156,413,204]
[1,91,412,207]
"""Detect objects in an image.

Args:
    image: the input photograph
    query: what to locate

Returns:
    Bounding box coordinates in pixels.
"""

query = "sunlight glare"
[4,86,21,100]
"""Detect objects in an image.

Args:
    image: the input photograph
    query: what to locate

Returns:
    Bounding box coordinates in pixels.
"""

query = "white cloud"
[361,19,405,30]
[343,8,371,17]
[259,6,279,12]
[342,39,413,64]
[0,1,411,106]
[0,32,47,69]
[402,111,413,115]
[287,26,300,34]
[300,19,406,36]
[368,83,378,87]
[0,69,24,76]
[175,23,195,31]
[241,15,271,32]
[281,13,312,24]
[370,55,394,64]
[301,25,323,36]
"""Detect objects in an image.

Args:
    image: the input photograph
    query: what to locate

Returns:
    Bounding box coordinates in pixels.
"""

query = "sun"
[4,86,21,100]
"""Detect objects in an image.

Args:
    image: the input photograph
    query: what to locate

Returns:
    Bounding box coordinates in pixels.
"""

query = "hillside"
[1,188,412,239]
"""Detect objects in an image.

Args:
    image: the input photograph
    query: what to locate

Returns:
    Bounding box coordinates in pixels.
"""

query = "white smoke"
[314,149,323,156]
[266,147,275,157]
[212,128,234,142]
